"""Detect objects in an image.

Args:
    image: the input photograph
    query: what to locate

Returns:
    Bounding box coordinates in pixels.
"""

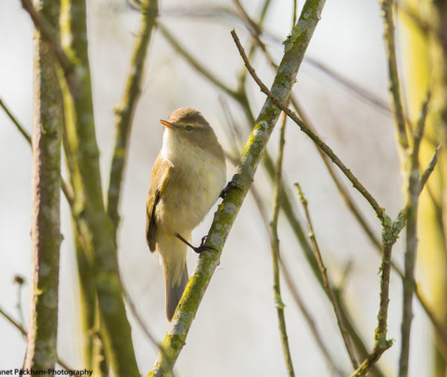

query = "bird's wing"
[146,155,170,252]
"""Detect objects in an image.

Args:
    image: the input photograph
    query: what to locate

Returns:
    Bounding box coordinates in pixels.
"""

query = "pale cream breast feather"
[156,128,226,235]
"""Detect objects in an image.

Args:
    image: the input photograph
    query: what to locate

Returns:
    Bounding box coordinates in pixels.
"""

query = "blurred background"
[0,0,439,376]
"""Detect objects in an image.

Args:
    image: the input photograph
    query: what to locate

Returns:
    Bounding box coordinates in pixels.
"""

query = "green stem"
[107,0,158,233]
[295,183,359,369]
[380,0,409,151]
[59,0,140,375]
[398,91,429,377]
[147,2,326,374]
[270,114,295,377]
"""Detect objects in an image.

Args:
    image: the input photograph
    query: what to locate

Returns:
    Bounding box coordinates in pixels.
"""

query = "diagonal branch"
[419,144,441,194]
[0,98,32,145]
[295,183,359,369]
[147,1,327,374]
[19,0,72,73]
[0,306,71,371]
[231,30,386,224]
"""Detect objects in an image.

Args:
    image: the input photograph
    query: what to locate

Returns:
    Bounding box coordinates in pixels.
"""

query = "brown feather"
[146,155,170,252]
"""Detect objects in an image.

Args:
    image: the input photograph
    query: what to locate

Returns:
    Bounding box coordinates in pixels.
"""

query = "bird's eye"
[185,125,194,132]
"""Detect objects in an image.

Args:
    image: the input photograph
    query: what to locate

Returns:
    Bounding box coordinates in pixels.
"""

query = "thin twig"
[290,96,382,249]
[250,182,345,376]
[419,145,441,194]
[295,183,359,369]
[380,0,409,151]
[0,98,32,144]
[0,306,71,370]
[158,24,241,101]
[270,114,295,377]
[305,57,392,116]
[1,96,77,219]
[231,30,386,223]
[290,97,447,353]
[349,241,395,377]
[13,275,26,331]
[292,0,297,26]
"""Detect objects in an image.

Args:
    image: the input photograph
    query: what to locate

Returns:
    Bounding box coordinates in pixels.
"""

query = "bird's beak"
[160,120,176,129]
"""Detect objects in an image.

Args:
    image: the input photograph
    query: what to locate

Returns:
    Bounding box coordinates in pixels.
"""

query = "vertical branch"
[270,114,295,377]
[399,94,430,377]
[380,0,409,151]
[107,0,158,233]
[23,0,62,370]
[295,183,359,369]
[60,0,140,375]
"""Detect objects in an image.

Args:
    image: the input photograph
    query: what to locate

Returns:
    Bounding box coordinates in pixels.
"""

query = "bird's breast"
[156,145,226,234]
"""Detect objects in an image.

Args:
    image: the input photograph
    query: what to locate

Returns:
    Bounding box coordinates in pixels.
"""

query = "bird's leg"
[175,233,215,254]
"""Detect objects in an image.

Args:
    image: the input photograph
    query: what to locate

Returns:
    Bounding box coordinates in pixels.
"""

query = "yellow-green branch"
[147,1,327,374]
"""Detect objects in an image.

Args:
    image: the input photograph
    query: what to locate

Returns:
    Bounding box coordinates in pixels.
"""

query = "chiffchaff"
[146,108,226,321]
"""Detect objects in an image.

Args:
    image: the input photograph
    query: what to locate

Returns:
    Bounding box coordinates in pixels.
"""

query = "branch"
[270,114,295,377]
[380,0,409,151]
[290,96,382,250]
[147,1,327,374]
[231,29,386,224]
[419,144,441,194]
[0,98,31,144]
[107,0,158,233]
[348,240,395,377]
[295,183,359,369]
[23,0,62,370]
[157,5,382,374]
[59,1,140,375]
[19,0,72,73]
[247,181,345,376]
[398,87,430,377]
[0,306,71,370]
[158,24,241,102]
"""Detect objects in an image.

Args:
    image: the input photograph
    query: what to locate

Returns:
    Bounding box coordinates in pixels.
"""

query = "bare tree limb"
[19,0,72,73]
[0,98,32,145]
[148,1,327,374]
[380,0,409,151]
[0,306,71,371]
[231,28,386,224]
[270,114,296,377]
[23,0,62,370]
[398,89,430,377]
[107,0,158,233]
[295,183,359,369]
[419,144,441,194]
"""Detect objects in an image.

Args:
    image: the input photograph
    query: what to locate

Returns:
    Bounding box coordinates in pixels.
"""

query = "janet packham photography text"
[0,369,93,376]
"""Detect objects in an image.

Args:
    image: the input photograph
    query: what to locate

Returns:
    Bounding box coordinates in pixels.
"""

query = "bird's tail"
[165,263,188,321]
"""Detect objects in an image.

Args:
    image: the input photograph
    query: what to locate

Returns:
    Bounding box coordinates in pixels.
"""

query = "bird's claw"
[175,233,216,254]
[220,180,243,199]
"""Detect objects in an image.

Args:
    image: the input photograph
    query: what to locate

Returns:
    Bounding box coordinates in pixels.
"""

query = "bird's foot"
[220,180,243,199]
[175,233,216,254]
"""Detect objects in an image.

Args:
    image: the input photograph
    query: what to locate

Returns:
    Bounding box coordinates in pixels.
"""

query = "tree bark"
[23,0,62,370]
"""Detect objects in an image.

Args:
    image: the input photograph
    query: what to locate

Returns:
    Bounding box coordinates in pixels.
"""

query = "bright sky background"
[0,1,431,376]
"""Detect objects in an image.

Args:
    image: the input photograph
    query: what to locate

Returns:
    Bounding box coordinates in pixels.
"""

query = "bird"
[146,108,227,321]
